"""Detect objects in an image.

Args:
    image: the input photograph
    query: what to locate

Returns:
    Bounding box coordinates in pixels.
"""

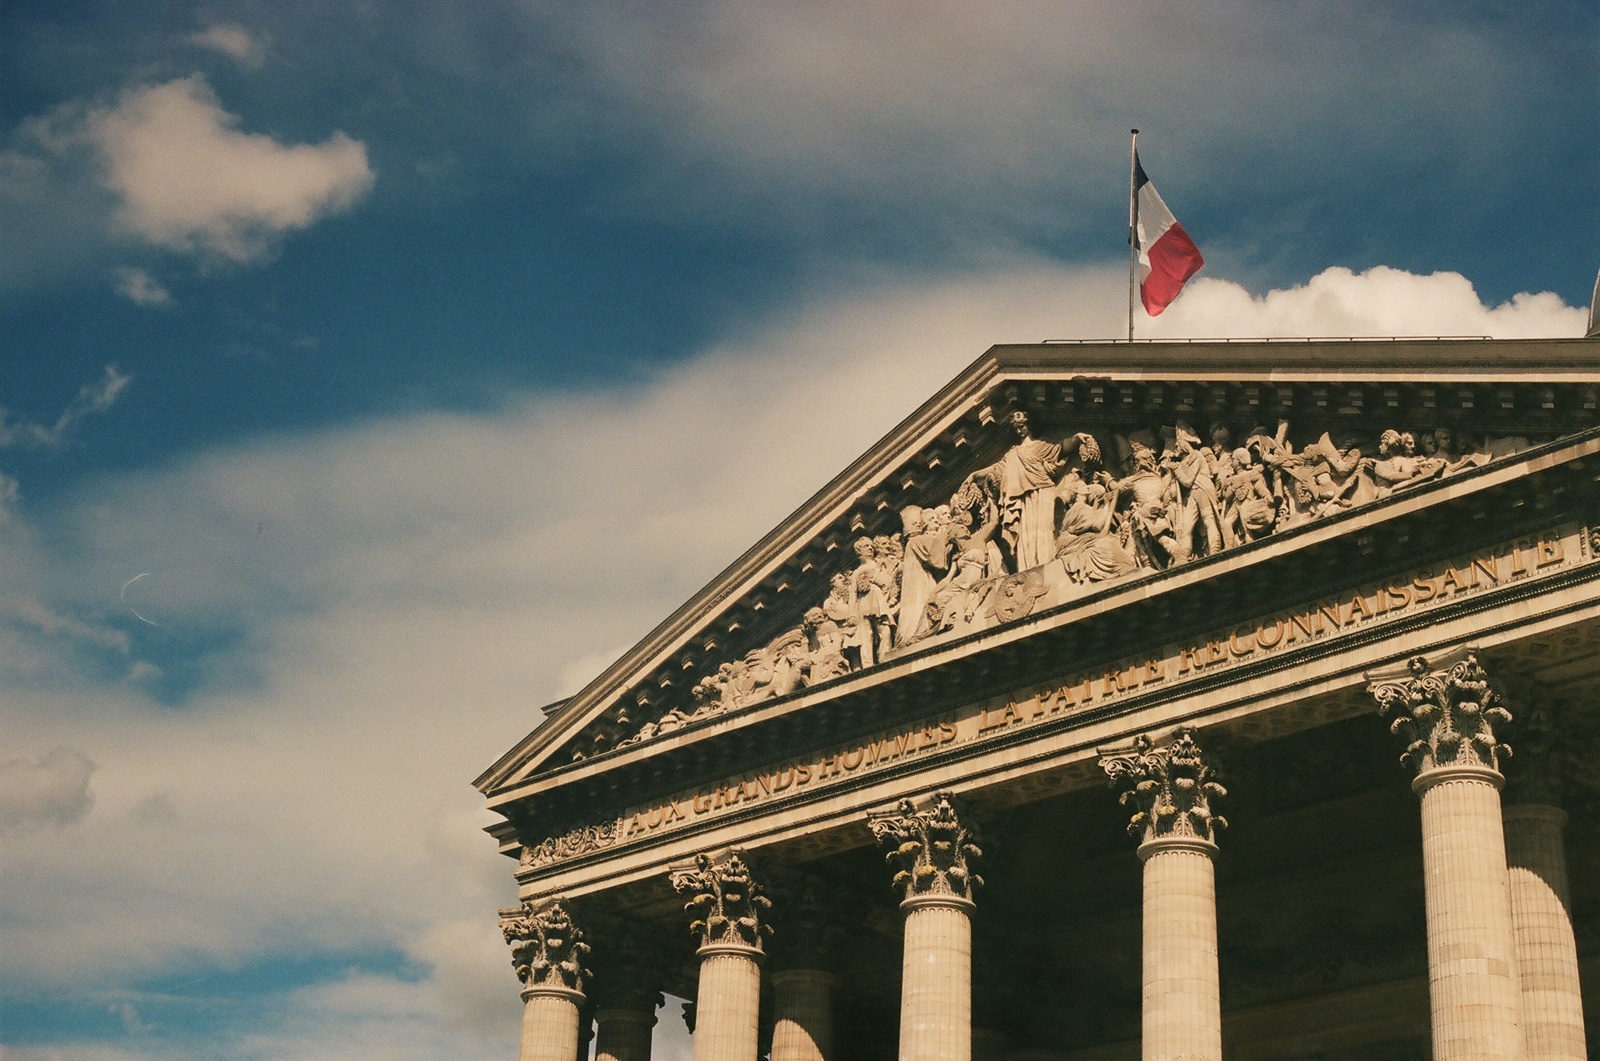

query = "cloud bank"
[0,265,1581,1058]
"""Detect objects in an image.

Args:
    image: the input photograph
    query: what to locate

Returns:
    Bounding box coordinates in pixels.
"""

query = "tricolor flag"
[1133,151,1204,316]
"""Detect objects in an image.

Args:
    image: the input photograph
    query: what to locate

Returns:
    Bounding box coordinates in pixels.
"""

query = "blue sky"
[1,2,1595,1059]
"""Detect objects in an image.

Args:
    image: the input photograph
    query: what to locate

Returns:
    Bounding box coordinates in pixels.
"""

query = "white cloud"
[0,264,1579,1055]
[0,748,97,833]
[84,76,374,262]
[112,266,173,307]
[189,24,268,70]
[0,365,132,450]
[1147,265,1585,340]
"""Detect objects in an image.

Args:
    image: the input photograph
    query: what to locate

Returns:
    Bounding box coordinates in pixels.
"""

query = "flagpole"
[1127,128,1139,342]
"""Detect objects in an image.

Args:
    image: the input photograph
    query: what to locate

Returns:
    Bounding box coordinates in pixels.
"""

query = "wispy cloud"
[112,266,172,307]
[188,24,268,70]
[0,365,132,450]
[84,76,374,263]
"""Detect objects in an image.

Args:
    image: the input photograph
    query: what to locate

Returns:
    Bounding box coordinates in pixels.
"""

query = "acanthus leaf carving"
[1100,727,1227,846]
[499,898,592,993]
[868,792,984,902]
[670,851,773,951]
[1369,650,1513,775]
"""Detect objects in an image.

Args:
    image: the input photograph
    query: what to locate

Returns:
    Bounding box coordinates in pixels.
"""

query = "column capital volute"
[1099,726,1227,848]
[1368,645,1512,780]
[499,896,592,997]
[669,849,773,953]
[867,791,984,904]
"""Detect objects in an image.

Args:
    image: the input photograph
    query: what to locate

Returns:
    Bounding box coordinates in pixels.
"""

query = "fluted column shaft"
[770,969,835,1061]
[1414,764,1523,1060]
[898,894,973,1061]
[519,986,585,1061]
[692,943,764,1061]
[596,1007,657,1061]
[1503,803,1587,1060]
[1137,836,1222,1061]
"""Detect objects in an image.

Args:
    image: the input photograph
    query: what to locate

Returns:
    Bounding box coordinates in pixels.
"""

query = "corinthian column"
[1370,648,1522,1061]
[1502,704,1588,1060]
[1101,727,1227,1061]
[671,852,772,1061]
[500,899,592,1061]
[868,792,983,1061]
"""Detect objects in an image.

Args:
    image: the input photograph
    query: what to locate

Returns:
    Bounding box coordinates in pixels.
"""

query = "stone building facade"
[475,338,1599,1061]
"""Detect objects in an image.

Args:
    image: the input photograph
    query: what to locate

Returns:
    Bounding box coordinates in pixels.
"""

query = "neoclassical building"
[475,338,1598,1061]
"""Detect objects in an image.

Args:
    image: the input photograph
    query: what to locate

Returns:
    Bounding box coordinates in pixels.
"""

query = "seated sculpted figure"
[1056,476,1137,584]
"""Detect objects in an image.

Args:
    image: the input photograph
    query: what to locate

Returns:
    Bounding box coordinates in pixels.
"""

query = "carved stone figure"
[801,606,850,684]
[928,486,1004,634]
[670,851,773,951]
[500,899,592,992]
[1218,448,1277,546]
[868,792,984,901]
[850,537,894,665]
[1056,478,1136,584]
[1161,421,1224,562]
[898,504,958,646]
[1100,728,1227,846]
[1370,651,1514,774]
[1114,437,1178,570]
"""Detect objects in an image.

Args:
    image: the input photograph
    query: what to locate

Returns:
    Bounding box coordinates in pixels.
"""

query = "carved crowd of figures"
[621,412,1527,747]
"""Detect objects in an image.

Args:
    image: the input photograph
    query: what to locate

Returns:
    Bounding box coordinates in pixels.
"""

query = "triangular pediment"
[476,337,1600,802]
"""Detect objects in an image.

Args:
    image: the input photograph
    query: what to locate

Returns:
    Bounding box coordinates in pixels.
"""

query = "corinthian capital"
[1368,648,1513,776]
[868,792,984,902]
[499,898,591,993]
[670,851,773,951]
[1099,727,1227,847]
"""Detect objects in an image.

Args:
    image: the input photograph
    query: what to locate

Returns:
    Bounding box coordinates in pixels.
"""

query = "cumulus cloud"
[0,748,97,832]
[189,24,268,69]
[112,266,173,307]
[0,265,1579,1056]
[1147,265,1586,340]
[84,76,374,262]
[0,365,132,450]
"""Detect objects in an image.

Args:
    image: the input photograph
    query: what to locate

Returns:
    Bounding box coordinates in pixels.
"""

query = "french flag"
[1133,151,1204,316]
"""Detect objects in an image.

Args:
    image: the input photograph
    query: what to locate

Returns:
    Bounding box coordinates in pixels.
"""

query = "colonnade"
[501,649,1587,1060]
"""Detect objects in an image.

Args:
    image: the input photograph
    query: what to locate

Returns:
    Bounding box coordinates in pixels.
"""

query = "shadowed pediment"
[476,338,1600,801]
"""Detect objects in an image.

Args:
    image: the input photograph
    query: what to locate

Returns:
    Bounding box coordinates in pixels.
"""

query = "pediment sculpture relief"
[602,410,1541,758]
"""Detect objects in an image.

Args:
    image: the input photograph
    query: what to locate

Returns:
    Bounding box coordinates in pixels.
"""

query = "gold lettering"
[1103,667,1129,696]
[793,763,812,785]
[1385,580,1412,610]
[1471,553,1500,585]
[1511,539,1533,576]
[693,790,713,814]
[1255,617,1284,648]
[842,747,864,770]
[1289,609,1319,643]
[647,805,664,828]
[1438,564,1472,596]
[664,799,687,824]
[1538,535,1565,567]
[627,812,647,836]
[1176,644,1207,674]
[1317,602,1342,631]
[1141,657,1166,685]
[1412,572,1438,603]
[939,720,958,743]
[1205,640,1228,666]
[1346,590,1376,623]
[1228,625,1255,657]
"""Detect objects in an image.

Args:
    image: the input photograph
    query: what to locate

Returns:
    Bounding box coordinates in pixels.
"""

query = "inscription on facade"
[521,522,1591,872]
